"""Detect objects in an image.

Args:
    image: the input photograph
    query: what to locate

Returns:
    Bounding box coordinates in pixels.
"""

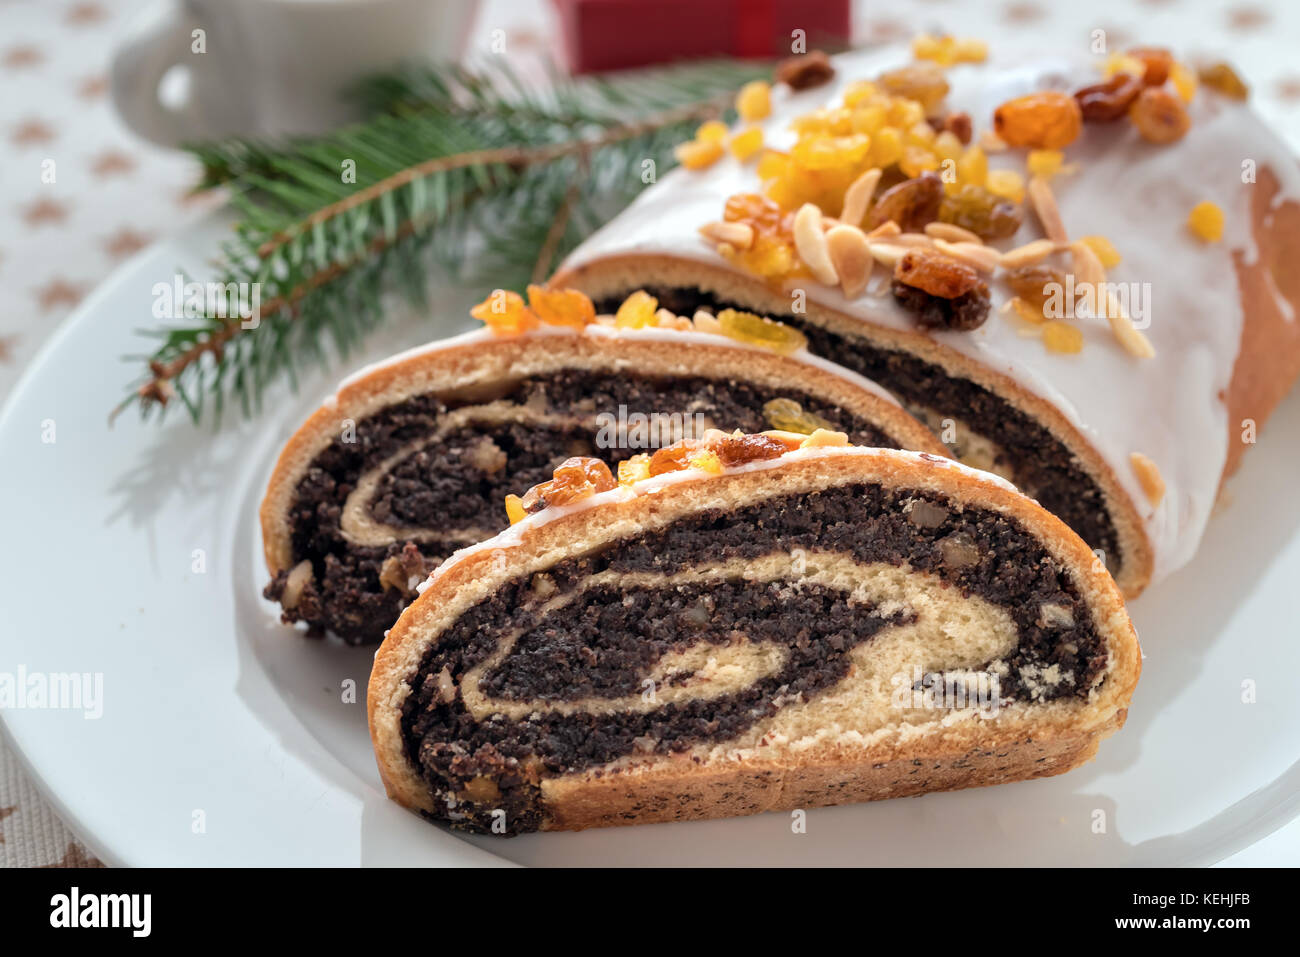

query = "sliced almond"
[998,238,1059,269]
[825,224,874,298]
[1028,175,1067,243]
[925,222,984,245]
[1070,239,1105,288]
[1130,452,1165,505]
[932,239,1001,273]
[889,232,936,247]
[839,168,883,228]
[799,428,850,449]
[978,129,1008,152]
[864,220,902,241]
[1104,293,1156,358]
[793,203,839,286]
[866,242,909,268]
[698,220,755,249]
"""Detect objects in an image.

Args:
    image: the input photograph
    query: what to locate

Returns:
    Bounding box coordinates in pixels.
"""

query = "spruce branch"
[122,58,768,425]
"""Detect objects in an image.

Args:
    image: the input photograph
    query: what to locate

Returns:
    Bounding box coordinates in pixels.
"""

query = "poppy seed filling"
[399,482,1109,833]
[594,287,1124,576]
[265,368,899,643]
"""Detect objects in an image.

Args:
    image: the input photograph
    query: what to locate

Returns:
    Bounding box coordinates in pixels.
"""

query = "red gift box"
[552,0,851,73]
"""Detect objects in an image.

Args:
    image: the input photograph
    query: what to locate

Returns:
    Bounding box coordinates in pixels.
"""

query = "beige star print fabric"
[1,0,1298,867]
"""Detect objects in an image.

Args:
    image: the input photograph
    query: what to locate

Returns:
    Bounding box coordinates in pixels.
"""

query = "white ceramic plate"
[3,212,1300,867]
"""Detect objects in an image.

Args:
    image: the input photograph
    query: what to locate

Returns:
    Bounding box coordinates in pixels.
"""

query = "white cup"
[111,0,481,146]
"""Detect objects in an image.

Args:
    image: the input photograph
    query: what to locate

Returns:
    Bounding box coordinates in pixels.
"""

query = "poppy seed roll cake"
[553,42,1300,598]
[259,292,943,644]
[368,431,1140,834]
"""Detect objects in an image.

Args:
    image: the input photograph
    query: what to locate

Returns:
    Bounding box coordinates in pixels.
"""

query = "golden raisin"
[877,64,950,111]
[686,448,724,474]
[1042,320,1084,354]
[985,168,1026,203]
[716,308,808,354]
[519,456,616,512]
[736,80,772,121]
[615,290,659,328]
[696,120,729,143]
[1004,265,1068,312]
[1198,62,1249,100]
[1126,47,1173,86]
[617,454,651,487]
[729,127,764,161]
[1188,201,1224,242]
[1129,87,1190,144]
[526,285,595,329]
[762,397,833,435]
[867,171,944,232]
[993,92,1083,150]
[1027,149,1064,177]
[1079,235,1121,267]
[724,192,792,238]
[938,184,1023,240]
[470,289,539,336]
[714,433,790,466]
[775,51,835,90]
[1073,73,1143,122]
[894,248,984,299]
[1170,62,1198,102]
[674,138,725,170]
[1007,296,1048,325]
[647,440,700,476]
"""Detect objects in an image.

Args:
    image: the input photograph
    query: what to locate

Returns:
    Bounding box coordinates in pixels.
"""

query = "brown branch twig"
[131,92,731,413]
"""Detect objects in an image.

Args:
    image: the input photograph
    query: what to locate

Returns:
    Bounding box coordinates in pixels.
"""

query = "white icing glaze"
[334,312,901,406]
[559,44,1300,583]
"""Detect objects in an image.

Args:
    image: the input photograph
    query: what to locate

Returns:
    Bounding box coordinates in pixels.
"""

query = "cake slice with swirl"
[368,429,1140,834]
[554,42,1300,600]
[260,287,942,644]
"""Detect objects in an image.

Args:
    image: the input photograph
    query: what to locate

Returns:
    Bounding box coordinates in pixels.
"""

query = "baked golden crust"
[1226,166,1300,478]
[259,329,946,580]
[553,254,1155,597]
[368,449,1141,830]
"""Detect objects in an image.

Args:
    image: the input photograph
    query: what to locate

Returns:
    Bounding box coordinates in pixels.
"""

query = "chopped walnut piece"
[775,50,835,90]
[379,544,427,596]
